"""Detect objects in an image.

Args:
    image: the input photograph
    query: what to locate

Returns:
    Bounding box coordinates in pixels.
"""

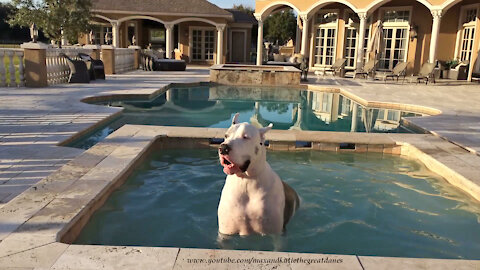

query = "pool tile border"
[1,126,480,269]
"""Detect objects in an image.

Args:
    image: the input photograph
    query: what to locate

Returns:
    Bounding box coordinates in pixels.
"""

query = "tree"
[8,0,92,46]
[264,10,296,45]
[232,4,254,16]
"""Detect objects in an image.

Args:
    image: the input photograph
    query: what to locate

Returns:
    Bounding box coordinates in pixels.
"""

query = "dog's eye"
[243,134,249,139]
[224,134,228,138]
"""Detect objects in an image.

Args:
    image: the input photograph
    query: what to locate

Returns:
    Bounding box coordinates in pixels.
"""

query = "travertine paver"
[0,68,210,206]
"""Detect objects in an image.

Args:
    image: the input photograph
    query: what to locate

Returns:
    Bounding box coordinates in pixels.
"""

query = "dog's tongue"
[223,163,241,175]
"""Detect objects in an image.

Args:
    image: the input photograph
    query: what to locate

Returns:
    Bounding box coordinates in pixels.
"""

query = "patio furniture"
[141,50,186,71]
[265,53,309,81]
[59,53,90,84]
[78,53,105,80]
[354,60,377,79]
[323,58,347,77]
[409,62,436,84]
[381,61,408,82]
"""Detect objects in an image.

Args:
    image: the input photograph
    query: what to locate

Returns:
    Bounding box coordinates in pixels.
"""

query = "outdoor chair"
[380,61,408,82]
[59,53,90,84]
[409,63,436,84]
[78,53,105,80]
[354,60,377,79]
[323,58,347,77]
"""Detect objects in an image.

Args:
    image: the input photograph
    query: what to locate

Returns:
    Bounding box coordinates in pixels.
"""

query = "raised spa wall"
[2,125,480,269]
[210,64,301,86]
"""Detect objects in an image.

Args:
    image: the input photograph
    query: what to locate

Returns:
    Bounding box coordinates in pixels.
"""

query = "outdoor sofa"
[265,53,309,81]
[142,50,186,71]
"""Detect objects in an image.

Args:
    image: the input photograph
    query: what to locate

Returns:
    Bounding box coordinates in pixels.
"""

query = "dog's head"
[218,113,272,176]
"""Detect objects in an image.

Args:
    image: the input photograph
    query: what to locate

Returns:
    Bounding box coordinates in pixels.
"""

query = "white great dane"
[217,113,300,236]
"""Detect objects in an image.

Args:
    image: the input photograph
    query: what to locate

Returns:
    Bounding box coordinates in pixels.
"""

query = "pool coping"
[1,126,480,269]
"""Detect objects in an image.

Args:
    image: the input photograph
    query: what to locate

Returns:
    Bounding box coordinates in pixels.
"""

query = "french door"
[460,27,475,61]
[192,29,215,61]
[314,28,336,66]
[344,28,357,68]
[379,27,408,70]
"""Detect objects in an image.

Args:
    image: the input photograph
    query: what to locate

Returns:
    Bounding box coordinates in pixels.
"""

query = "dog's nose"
[219,143,231,155]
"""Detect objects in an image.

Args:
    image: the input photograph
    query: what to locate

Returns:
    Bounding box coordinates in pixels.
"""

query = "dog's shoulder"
[282,181,300,229]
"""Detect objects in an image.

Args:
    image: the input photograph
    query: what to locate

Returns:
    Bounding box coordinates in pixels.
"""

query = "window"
[313,11,338,66]
[383,10,410,23]
[344,28,357,68]
[363,28,370,63]
[458,6,478,61]
[379,28,408,70]
[91,25,112,45]
[191,28,216,61]
[316,12,338,24]
[380,8,410,70]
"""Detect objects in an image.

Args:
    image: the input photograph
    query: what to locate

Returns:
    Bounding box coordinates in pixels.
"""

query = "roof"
[226,9,258,24]
[92,0,232,18]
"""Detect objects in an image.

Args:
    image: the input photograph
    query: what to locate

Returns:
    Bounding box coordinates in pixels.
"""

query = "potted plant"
[443,59,459,79]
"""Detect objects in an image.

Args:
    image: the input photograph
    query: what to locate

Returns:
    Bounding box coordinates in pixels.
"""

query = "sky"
[205,0,256,9]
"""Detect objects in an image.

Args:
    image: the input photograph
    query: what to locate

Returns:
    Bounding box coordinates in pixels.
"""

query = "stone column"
[112,21,120,47]
[128,45,141,69]
[101,45,115,74]
[165,24,174,59]
[216,24,226,65]
[300,14,309,56]
[295,16,302,53]
[21,42,50,87]
[351,102,358,132]
[356,12,367,68]
[256,15,263,66]
[429,10,442,64]
[83,44,101,60]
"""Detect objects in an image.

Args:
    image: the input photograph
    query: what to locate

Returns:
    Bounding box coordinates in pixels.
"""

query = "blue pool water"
[70,85,424,149]
[75,149,480,259]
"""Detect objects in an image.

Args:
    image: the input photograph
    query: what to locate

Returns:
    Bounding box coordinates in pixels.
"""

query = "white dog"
[217,113,300,236]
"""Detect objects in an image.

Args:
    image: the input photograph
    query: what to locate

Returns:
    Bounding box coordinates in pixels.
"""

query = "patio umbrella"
[367,21,385,63]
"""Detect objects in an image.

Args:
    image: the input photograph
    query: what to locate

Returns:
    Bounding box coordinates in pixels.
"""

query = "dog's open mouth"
[220,155,244,175]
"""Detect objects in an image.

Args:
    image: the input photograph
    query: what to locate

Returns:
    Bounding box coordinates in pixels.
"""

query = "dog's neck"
[238,145,269,179]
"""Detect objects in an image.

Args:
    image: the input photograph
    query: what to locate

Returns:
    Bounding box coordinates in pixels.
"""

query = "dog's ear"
[231,113,240,125]
[259,123,273,142]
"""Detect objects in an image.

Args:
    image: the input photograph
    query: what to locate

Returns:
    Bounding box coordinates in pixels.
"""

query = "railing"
[46,47,92,85]
[114,48,135,73]
[0,48,25,87]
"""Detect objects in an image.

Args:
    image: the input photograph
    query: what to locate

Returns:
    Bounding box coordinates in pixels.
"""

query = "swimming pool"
[75,148,480,259]
[70,85,426,149]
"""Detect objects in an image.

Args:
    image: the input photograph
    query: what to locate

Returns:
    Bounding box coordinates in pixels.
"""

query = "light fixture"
[132,35,136,46]
[30,23,38,43]
[105,29,112,45]
[89,30,95,45]
[410,25,418,42]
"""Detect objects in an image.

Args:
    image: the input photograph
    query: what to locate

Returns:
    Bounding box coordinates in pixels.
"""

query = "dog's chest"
[218,176,284,235]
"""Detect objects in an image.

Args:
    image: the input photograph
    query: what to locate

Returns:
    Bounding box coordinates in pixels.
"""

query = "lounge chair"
[78,53,105,80]
[323,58,347,77]
[409,63,436,84]
[381,61,408,82]
[141,50,186,71]
[59,53,90,83]
[354,60,377,79]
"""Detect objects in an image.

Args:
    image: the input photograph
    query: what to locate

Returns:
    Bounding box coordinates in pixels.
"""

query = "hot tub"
[210,64,301,86]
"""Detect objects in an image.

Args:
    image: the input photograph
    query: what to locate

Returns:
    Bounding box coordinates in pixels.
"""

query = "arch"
[169,17,219,27]
[305,0,360,16]
[93,14,114,23]
[257,1,301,19]
[440,0,462,13]
[363,0,433,15]
[117,15,167,25]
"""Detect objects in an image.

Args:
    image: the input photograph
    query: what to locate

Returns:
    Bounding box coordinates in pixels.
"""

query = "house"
[81,0,256,64]
[254,0,480,81]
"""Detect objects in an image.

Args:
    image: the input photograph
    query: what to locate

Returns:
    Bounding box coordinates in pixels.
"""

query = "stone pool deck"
[0,68,480,269]
[0,125,480,269]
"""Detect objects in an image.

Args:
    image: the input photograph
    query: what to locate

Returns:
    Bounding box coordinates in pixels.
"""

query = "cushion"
[273,54,285,62]
[288,56,297,63]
